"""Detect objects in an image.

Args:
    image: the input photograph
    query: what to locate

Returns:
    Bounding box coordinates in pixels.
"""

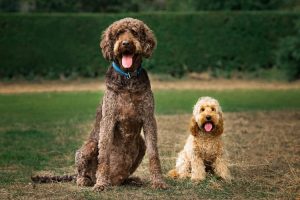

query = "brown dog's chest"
[116,92,143,120]
[114,92,144,139]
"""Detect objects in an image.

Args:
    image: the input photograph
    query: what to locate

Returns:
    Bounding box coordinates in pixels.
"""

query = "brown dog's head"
[100,18,156,71]
[190,97,223,137]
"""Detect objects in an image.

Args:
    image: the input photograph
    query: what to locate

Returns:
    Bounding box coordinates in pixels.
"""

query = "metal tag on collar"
[126,73,131,79]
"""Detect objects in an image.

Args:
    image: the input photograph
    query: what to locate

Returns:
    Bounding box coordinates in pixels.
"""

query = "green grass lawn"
[0,89,299,199]
[0,89,300,126]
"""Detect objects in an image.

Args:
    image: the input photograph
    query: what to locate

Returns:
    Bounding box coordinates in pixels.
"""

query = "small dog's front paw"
[221,173,233,182]
[179,173,190,179]
[191,175,205,183]
[151,179,168,189]
[92,182,110,192]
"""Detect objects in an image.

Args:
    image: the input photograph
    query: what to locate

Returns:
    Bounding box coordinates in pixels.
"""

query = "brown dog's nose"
[206,115,211,121]
[122,40,129,46]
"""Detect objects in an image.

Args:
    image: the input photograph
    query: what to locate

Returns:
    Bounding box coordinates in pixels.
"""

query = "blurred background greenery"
[0,0,299,81]
[1,0,300,12]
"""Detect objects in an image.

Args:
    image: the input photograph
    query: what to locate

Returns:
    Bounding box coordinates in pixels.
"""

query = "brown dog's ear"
[215,112,224,136]
[142,23,157,58]
[189,116,199,136]
[100,26,114,61]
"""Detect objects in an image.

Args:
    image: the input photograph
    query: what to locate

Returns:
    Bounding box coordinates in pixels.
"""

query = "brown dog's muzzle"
[115,31,140,69]
[120,40,135,54]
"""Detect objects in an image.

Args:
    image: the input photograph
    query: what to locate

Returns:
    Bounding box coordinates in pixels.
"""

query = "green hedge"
[0,12,299,79]
[276,18,300,81]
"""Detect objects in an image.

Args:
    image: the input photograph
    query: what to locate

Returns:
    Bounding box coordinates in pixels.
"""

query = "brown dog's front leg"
[93,116,115,191]
[143,115,168,189]
[93,93,116,192]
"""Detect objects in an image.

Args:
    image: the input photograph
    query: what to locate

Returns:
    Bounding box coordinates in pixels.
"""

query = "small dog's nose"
[206,115,212,121]
[122,40,129,46]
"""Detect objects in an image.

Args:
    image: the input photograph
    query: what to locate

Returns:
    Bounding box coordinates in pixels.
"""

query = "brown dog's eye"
[211,107,215,111]
[200,108,205,112]
[131,30,138,36]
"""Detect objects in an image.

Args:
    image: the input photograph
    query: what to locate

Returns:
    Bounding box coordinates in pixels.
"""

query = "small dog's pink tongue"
[204,123,213,132]
[122,55,133,68]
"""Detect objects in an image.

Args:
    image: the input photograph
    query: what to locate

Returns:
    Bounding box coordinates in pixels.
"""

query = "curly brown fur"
[31,18,166,190]
[100,17,156,63]
[75,18,167,191]
[168,97,232,182]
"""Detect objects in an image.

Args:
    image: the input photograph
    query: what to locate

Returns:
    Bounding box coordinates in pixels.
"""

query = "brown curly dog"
[74,18,168,191]
[168,97,232,182]
[31,17,167,190]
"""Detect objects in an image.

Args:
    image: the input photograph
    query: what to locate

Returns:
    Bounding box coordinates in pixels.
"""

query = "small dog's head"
[190,97,223,136]
[100,18,156,71]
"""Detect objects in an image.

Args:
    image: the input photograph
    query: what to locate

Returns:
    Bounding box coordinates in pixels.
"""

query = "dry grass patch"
[1,111,299,199]
[1,77,300,94]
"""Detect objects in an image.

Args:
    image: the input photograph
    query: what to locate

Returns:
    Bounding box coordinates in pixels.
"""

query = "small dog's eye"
[117,30,124,36]
[200,108,205,112]
[211,108,215,111]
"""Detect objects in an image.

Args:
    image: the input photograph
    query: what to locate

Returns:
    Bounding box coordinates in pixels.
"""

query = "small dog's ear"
[215,112,224,136]
[190,116,199,136]
[100,26,114,61]
[142,24,157,58]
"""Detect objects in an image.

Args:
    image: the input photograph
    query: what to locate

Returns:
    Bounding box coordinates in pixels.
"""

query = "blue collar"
[112,61,142,79]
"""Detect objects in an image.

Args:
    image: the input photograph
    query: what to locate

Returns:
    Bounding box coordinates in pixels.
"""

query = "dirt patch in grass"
[1,111,299,199]
[1,77,300,94]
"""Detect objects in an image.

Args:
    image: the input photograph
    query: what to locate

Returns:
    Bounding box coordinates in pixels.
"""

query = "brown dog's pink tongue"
[204,123,213,132]
[122,55,133,68]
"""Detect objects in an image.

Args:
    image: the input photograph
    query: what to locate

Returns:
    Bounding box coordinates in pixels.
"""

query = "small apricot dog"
[168,97,232,182]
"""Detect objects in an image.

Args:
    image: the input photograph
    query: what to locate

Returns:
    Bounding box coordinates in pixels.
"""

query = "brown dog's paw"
[123,176,144,187]
[151,180,169,190]
[76,176,94,187]
[92,182,110,192]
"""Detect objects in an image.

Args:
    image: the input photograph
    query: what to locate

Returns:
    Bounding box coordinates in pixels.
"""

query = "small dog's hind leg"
[175,151,191,178]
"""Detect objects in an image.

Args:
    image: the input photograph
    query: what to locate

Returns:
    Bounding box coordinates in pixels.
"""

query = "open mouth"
[202,122,214,133]
[121,54,134,69]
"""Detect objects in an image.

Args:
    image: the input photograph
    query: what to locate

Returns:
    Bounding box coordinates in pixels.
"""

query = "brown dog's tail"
[31,174,77,183]
[167,169,179,179]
